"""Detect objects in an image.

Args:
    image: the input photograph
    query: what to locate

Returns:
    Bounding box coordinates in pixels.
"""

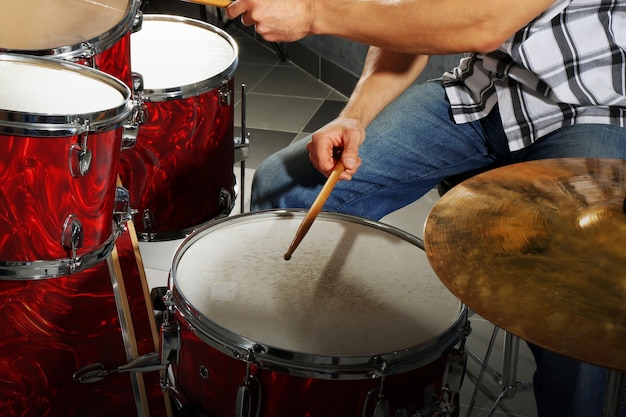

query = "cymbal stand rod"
[466,328,531,417]
[501,332,521,394]
[603,370,625,417]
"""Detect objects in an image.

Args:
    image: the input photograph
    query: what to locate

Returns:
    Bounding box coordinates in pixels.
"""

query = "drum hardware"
[362,376,390,417]
[219,82,232,106]
[62,214,84,270]
[143,209,156,237]
[236,356,262,417]
[234,83,250,213]
[114,186,138,229]
[73,351,165,384]
[78,291,183,398]
[219,187,234,212]
[133,9,144,33]
[465,328,531,417]
[68,121,93,177]
[121,71,146,151]
[0,234,118,279]
[122,122,139,150]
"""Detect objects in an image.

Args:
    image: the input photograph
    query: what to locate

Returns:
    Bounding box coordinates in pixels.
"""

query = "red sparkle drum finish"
[0,0,140,87]
[0,222,171,417]
[118,15,238,241]
[0,55,135,273]
[167,211,467,417]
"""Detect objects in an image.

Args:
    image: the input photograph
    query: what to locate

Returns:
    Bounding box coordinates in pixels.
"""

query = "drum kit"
[1,0,624,416]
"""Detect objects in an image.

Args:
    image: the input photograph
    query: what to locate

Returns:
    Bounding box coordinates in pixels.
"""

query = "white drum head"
[0,0,130,50]
[173,211,463,358]
[131,15,238,91]
[0,59,126,114]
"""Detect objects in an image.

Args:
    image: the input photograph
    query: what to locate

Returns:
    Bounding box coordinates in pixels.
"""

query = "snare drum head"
[0,0,130,50]
[173,212,462,357]
[131,15,238,91]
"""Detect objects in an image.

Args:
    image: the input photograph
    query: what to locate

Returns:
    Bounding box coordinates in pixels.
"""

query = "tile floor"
[139,1,538,416]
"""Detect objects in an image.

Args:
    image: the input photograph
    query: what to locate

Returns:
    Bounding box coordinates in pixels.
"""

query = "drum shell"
[172,312,450,417]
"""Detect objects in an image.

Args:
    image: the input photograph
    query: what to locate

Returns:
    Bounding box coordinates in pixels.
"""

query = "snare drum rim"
[0,0,141,61]
[133,14,239,102]
[0,54,135,137]
[170,209,466,380]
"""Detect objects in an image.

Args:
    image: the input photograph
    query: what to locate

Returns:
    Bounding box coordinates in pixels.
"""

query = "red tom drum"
[118,15,238,241]
[0,54,135,278]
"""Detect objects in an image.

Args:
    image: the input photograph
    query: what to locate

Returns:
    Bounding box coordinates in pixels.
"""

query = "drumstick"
[180,0,233,8]
[284,160,345,261]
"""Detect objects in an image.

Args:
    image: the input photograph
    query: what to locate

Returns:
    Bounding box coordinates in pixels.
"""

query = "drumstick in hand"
[181,0,233,8]
[284,160,345,261]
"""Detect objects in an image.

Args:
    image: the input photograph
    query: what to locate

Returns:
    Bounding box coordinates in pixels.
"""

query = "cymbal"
[424,158,626,371]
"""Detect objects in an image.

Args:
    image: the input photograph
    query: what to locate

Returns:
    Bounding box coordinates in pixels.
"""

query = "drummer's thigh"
[521,124,626,160]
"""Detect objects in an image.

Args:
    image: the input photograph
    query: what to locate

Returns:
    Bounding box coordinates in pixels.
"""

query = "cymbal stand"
[234,83,250,214]
[466,327,532,417]
[603,370,625,417]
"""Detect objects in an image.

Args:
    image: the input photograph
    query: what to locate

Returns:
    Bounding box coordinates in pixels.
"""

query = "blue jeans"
[250,80,626,416]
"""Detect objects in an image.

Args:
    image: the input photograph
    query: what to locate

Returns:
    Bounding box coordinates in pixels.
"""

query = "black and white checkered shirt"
[442,0,626,151]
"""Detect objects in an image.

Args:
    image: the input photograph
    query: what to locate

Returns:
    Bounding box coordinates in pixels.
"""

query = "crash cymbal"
[424,158,626,371]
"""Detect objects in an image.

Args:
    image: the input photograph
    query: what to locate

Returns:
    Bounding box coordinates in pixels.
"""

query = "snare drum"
[165,210,466,417]
[0,0,140,87]
[0,54,135,278]
[118,15,238,241]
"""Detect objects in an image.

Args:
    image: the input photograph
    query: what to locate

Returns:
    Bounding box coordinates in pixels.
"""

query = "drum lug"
[121,123,138,150]
[373,399,389,417]
[132,9,144,33]
[61,214,83,270]
[113,186,137,231]
[236,356,262,417]
[219,187,233,211]
[78,43,97,67]
[219,83,231,107]
[142,209,155,239]
[362,374,390,417]
[68,122,92,177]
[160,290,180,366]
[130,71,147,128]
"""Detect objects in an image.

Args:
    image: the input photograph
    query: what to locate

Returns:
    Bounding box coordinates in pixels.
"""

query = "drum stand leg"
[466,327,531,417]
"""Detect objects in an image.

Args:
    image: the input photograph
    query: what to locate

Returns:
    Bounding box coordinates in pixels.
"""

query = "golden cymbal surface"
[424,158,626,371]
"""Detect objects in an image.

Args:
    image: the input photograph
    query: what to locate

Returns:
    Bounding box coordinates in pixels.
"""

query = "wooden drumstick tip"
[282,160,345,261]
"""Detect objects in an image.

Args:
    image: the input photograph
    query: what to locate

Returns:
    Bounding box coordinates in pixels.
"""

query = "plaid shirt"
[442,0,626,151]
